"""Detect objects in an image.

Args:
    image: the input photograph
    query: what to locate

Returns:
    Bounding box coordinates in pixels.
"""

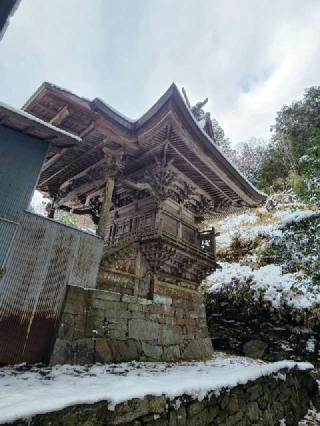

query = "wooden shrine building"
[20,83,266,363]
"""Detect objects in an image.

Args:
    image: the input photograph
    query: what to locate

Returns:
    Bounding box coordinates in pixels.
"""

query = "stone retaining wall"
[206,296,320,367]
[9,368,317,426]
[50,281,213,364]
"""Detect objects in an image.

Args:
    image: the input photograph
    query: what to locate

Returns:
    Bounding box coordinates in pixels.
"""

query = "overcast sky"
[1,0,320,144]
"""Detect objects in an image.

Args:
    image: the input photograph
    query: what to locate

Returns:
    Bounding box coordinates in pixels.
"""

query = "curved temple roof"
[24,82,266,211]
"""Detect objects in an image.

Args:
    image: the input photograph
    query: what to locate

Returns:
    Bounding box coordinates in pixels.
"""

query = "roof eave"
[0,102,81,147]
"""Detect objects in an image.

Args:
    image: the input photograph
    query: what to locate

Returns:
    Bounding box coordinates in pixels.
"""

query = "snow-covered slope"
[203,192,320,322]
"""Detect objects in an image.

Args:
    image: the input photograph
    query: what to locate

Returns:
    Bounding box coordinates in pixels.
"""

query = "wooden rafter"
[49,105,69,126]
[167,141,234,205]
[39,138,108,188]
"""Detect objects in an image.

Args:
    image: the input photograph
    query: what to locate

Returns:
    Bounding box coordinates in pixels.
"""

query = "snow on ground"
[0,354,312,424]
[205,262,320,311]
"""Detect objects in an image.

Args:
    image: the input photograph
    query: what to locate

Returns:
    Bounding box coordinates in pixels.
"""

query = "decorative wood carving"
[143,156,176,201]
[122,145,177,203]
[103,148,125,177]
[140,240,176,272]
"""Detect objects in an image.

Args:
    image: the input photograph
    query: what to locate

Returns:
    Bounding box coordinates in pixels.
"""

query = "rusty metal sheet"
[0,211,103,364]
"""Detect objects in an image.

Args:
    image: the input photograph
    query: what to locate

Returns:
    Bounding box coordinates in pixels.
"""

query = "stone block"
[122,294,138,304]
[175,307,185,319]
[169,406,187,426]
[85,311,105,336]
[130,310,145,320]
[149,313,167,324]
[162,345,181,362]
[138,298,153,305]
[160,325,183,345]
[95,339,114,363]
[128,303,144,312]
[172,299,190,309]
[63,286,87,315]
[90,298,129,314]
[246,401,260,421]
[208,404,219,419]
[154,294,173,305]
[163,305,176,317]
[186,408,208,426]
[92,289,121,302]
[226,396,239,414]
[247,383,264,401]
[225,410,243,426]
[164,317,175,326]
[153,303,175,317]
[111,395,166,424]
[220,392,230,410]
[142,342,163,360]
[73,313,86,339]
[187,401,203,417]
[128,319,160,341]
[49,339,73,365]
[154,280,203,303]
[176,319,196,327]
[242,339,267,358]
[107,322,128,340]
[182,338,213,360]
[74,338,96,364]
[108,339,141,362]
[58,313,75,340]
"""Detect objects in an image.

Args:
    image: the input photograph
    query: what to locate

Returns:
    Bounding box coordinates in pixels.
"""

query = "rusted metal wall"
[0,211,103,364]
[0,217,18,268]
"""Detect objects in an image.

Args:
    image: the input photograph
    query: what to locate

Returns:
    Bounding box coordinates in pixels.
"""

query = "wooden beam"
[167,142,234,204]
[171,119,254,205]
[59,157,106,191]
[39,138,108,187]
[80,122,96,138]
[126,143,164,172]
[57,178,105,206]
[41,149,68,172]
[41,122,96,174]
[50,105,69,126]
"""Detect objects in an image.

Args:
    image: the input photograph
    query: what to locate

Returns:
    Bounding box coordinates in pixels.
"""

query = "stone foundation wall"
[206,296,320,367]
[50,281,213,364]
[10,368,317,426]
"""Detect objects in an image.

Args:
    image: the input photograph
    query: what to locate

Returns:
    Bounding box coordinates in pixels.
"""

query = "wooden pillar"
[48,207,55,219]
[97,176,115,239]
[46,200,56,219]
[211,226,217,258]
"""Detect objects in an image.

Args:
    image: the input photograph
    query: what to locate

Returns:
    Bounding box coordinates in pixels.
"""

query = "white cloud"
[0,0,319,145]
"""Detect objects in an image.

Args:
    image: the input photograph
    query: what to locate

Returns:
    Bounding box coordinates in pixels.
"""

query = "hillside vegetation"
[204,193,320,325]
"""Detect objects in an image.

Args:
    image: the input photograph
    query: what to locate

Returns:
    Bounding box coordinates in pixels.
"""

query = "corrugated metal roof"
[0,0,20,41]
[0,102,81,147]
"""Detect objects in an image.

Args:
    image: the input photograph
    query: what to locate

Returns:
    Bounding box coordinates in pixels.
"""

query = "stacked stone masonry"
[51,282,213,364]
[9,368,317,425]
[206,296,320,367]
